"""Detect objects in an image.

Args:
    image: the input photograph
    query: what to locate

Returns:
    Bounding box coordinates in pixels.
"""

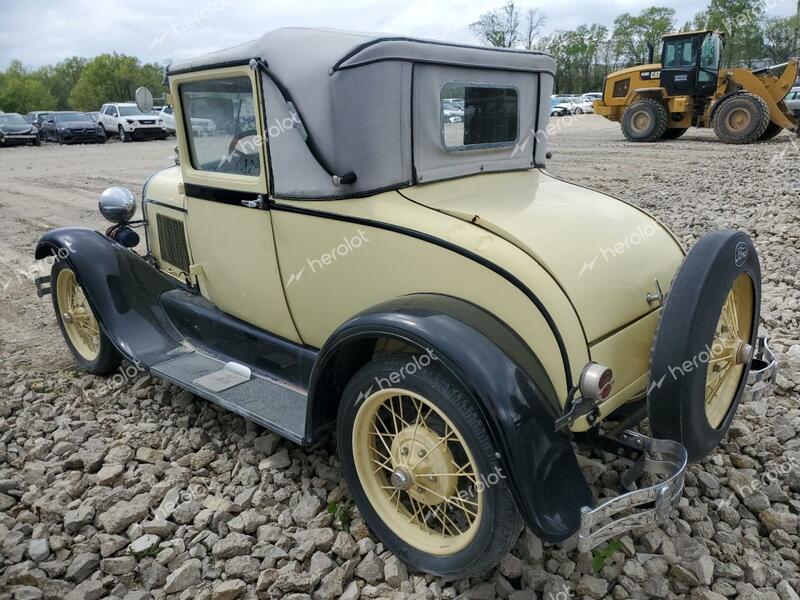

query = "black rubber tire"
[33,137,41,147]
[119,126,131,143]
[648,230,761,462]
[712,94,770,144]
[661,128,688,140]
[621,98,669,142]
[51,260,122,375]
[337,354,522,579]
[57,133,64,145]
[758,121,783,141]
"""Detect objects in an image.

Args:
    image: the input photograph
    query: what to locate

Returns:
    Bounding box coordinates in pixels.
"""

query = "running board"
[151,352,308,444]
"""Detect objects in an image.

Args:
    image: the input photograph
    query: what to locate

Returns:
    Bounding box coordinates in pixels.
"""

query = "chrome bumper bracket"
[746,336,777,402]
[578,431,687,553]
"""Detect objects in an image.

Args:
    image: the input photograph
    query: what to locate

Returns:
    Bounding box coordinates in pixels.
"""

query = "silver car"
[786,86,800,118]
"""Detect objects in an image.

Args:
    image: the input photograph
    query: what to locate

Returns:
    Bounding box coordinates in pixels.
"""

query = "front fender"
[309,294,593,543]
[35,227,183,365]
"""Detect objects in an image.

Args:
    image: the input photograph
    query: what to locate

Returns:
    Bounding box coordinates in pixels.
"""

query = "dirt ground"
[1,117,799,599]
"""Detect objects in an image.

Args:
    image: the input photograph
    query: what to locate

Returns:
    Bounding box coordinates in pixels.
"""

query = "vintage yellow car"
[35,28,777,577]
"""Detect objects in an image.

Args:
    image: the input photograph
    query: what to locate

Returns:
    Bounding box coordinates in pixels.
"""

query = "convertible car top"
[169,28,556,198]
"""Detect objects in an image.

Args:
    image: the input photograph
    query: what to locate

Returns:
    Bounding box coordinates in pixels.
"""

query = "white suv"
[98,102,168,142]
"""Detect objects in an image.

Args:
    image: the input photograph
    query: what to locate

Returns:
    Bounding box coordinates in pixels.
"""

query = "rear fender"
[308,294,593,543]
[35,227,183,365]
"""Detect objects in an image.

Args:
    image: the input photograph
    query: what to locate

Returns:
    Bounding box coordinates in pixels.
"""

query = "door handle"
[241,196,264,209]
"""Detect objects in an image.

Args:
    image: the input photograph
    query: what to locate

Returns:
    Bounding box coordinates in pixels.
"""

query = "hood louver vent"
[156,214,190,273]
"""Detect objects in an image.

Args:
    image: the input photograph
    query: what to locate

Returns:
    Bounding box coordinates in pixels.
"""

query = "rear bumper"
[577,336,778,551]
[745,336,777,401]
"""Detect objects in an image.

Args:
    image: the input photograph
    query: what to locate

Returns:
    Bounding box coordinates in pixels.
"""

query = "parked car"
[35,28,777,579]
[785,86,800,118]
[442,101,463,123]
[98,102,168,142]
[25,111,52,138]
[158,106,216,137]
[577,94,598,112]
[41,111,106,144]
[0,113,40,146]
[550,97,569,117]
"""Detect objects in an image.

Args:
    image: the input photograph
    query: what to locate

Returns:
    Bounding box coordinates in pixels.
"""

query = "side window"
[111,107,119,117]
[179,76,260,176]
[441,82,518,151]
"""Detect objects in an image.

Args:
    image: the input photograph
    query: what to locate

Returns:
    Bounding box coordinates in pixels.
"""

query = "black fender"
[35,227,183,365]
[308,294,593,543]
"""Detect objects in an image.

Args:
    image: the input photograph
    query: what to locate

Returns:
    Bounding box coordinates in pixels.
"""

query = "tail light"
[579,363,614,401]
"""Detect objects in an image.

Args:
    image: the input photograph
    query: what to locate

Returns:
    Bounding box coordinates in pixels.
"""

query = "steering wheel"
[227,129,258,156]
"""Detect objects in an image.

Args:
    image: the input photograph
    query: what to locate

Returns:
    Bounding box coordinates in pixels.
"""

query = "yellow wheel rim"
[726,108,751,131]
[352,388,484,555]
[56,268,101,362]
[632,110,651,132]
[705,273,754,428]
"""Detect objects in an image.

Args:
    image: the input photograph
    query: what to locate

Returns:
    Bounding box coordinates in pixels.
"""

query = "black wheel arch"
[35,227,183,366]
[308,293,594,543]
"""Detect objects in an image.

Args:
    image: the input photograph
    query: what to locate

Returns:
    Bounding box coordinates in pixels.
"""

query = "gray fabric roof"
[167,27,556,77]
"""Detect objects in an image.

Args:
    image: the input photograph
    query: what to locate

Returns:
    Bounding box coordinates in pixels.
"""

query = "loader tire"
[621,99,669,142]
[758,121,783,141]
[661,128,688,140]
[712,93,770,144]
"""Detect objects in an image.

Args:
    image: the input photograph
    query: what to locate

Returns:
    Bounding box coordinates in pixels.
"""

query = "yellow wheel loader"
[594,30,798,143]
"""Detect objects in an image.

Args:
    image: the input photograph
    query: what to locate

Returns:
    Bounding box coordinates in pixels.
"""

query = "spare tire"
[648,230,761,462]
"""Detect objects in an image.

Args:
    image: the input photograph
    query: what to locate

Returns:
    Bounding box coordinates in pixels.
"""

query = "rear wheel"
[648,230,760,461]
[52,260,121,375]
[661,128,688,140]
[621,98,669,142]
[712,93,770,144]
[758,121,783,141]
[338,354,521,578]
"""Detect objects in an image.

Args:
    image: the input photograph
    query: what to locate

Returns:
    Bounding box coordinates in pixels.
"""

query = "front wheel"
[712,93,770,144]
[648,230,760,461]
[119,126,131,143]
[621,98,668,142]
[52,260,121,375]
[338,354,521,578]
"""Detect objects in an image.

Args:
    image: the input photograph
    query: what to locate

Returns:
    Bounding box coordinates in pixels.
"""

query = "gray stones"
[26,539,49,562]
[212,579,246,600]
[211,532,255,559]
[163,560,202,593]
[129,533,160,556]
[66,552,100,583]
[63,503,95,534]
[98,494,151,534]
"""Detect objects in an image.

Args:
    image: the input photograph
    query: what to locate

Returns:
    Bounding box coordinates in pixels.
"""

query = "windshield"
[55,112,90,123]
[0,114,28,126]
[118,106,150,117]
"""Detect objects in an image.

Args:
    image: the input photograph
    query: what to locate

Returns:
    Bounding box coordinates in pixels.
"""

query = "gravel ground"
[1,118,799,600]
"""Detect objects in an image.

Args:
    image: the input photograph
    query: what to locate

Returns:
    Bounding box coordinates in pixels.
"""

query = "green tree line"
[471,0,800,93]
[0,54,167,114]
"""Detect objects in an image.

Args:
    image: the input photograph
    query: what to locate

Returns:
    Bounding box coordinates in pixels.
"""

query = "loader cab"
[660,31,722,98]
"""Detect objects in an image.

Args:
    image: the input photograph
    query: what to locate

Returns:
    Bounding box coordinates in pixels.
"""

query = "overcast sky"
[1,0,796,69]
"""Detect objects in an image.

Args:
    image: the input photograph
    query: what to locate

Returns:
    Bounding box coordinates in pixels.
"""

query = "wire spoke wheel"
[704,273,754,428]
[56,268,101,361]
[352,388,484,555]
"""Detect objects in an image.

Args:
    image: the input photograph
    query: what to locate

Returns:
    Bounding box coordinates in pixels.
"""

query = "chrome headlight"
[99,186,137,224]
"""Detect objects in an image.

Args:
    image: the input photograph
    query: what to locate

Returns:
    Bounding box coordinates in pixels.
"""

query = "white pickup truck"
[98,102,168,142]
